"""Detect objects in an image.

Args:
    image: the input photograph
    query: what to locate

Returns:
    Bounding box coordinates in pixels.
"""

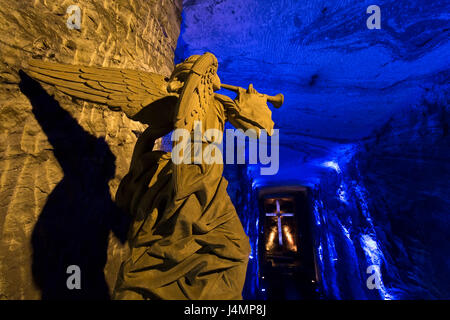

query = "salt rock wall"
[0,0,181,299]
[313,83,449,299]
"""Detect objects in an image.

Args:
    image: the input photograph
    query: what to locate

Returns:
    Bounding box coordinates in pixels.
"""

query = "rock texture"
[178,0,449,299]
[0,0,181,299]
[177,0,449,181]
[239,84,449,300]
[311,84,449,299]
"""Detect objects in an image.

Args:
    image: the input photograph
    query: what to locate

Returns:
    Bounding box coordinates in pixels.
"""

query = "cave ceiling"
[177,0,450,185]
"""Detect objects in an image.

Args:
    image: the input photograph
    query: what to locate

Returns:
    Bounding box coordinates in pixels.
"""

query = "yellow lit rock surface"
[0,0,181,299]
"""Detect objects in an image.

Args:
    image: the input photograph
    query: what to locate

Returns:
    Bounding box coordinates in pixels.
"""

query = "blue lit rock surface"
[313,86,449,299]
[178,0,449,170]
[0,0,182,299]
[179,0,450,299]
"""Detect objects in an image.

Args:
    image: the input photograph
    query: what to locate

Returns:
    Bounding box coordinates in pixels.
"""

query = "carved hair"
[167,55,202,93]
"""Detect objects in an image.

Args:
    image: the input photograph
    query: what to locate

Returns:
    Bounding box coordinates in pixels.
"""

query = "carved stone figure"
[25,52,283,299]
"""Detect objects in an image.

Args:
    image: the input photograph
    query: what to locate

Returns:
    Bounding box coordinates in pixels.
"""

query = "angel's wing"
[26,60,176,121]
[174,53,218,133]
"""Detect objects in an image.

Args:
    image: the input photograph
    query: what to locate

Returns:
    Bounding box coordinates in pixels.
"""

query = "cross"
[265,200,294,246]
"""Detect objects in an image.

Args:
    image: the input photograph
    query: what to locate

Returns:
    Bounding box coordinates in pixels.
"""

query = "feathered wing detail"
[26,59,176,121]
[174,53,218,133]
[176,72,214,132]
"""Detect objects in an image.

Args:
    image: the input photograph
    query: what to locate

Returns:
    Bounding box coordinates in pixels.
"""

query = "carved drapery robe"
[112,93,271,299]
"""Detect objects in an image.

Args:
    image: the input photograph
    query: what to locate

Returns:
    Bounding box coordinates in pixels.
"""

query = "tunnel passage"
[257,186,319,300]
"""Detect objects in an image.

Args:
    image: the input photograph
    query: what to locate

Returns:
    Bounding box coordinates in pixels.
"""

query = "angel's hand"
[236,83,268,107]
[230,83,273,136]
[246,83,257,94]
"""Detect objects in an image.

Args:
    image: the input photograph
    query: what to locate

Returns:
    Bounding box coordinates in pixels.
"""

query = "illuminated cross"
[265,200,294,246]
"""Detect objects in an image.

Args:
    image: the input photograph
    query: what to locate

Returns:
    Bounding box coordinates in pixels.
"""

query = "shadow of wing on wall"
[19,71,130,300]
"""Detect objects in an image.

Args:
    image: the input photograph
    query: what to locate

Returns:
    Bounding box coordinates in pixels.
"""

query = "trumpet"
[220,83,284,109]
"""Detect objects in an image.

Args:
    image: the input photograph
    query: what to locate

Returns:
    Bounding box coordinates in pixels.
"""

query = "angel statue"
[25,52,283,300]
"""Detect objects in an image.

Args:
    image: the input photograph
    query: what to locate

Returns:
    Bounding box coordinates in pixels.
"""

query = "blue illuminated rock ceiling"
[176,0,450,299]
